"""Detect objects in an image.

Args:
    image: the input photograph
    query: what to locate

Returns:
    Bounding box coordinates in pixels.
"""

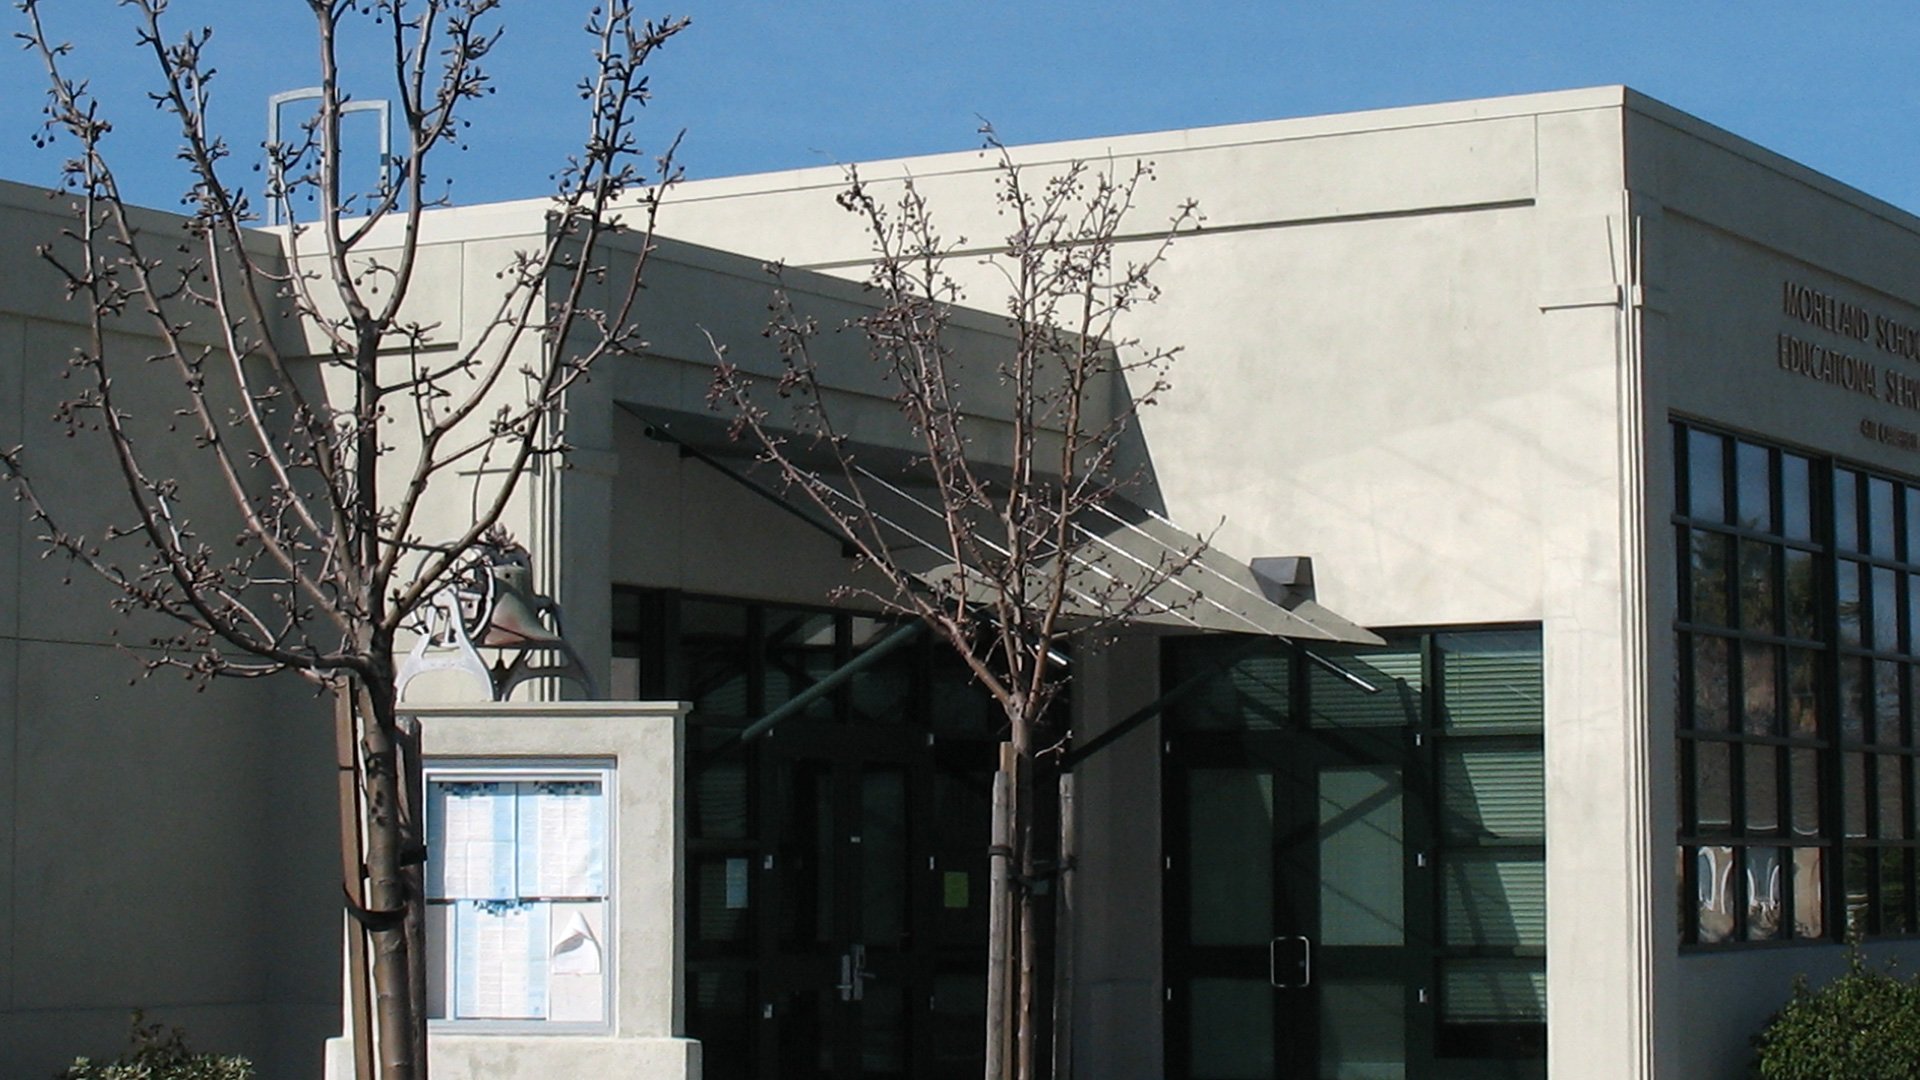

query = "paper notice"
[432,782,517,899]
[517,781,605,898]
[454,901,549,1019]
[550,908,603,975]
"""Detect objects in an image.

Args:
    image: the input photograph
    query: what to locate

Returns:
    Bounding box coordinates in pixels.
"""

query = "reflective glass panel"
[773,759,833,948]
[1310,646,1422,728]
[1790,749,1822,838]
[1737,442,1774,533]
[1740,540,1776,634]
[1842,657,1868,743]
[1794,848,1825,939]
[682,599,750,718]
[1745,847,1784,941]
[1846,754,1869,838]
[1173,646,1291,731]
[859,984,906,1076]
[1689,429,1727,523]
[1190,979,1274,1080]
[1837,469,1862,552]
[929,974,986,1072]
[1909,485,1920,563]
[761,608,837,718]
[1443,747,1545,839]
[1440,960,1546,1023]
[848,618,914,726]
[1912,578,1920,655]
[929,651,997,738]
[1787,649,1820,736]
[1697,845,1737,944]
[1879,661,1906,745]
[1880,755,1909,840]
[1873,477,1898,556]
[1745,744,1780,837]
[1839,561,1864,649]
[1886,848,1911,934]
[1743,642,1778,737]
[1783,454,1814,542]
[1320,766,1404,946]
[1189,768,1273,946]
[1443,853,1546,947]
[1785,549,1819,640]
[695,856,752,942]
[1320,980,1406,1080]
[692,760,750,840]
[1690,531,1730,628]
[1692,636,1731,731]
[687,971,752,1077]
[1847,849,1872,938]
[859,767,908,947]
[1876,567,1901,651]
[1436,631,1544,727]
[1694,741,1732,832]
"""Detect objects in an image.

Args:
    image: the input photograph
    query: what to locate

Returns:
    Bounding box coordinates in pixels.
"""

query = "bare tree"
[708,138,1200,1080]
[8,3,687,1079]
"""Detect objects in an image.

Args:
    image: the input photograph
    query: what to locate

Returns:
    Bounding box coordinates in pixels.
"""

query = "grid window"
[1675,421,1920,945]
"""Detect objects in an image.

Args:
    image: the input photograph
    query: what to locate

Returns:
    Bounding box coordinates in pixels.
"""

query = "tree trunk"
[335,691,374,1080]
[351,675,422,1080]
[986,743,1015,1080]
[1051,772,1076,1080]
[1015,747,1037,1080]
[394,707,429,1077]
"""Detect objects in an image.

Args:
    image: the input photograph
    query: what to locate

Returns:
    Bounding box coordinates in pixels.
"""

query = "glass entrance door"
[1168,736,1417,1079]
[1164,640,1428,1080]
[758,723,927,1080]
[640,594,998,1080]
[751,719,996,1080]
[1161,631,1549,1080]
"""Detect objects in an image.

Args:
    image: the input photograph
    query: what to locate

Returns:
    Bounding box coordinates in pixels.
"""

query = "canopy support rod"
[739,620,929,744]
[1060,637,1265,771]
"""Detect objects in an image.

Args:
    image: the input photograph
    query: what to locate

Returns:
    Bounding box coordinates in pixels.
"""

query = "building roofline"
[662,85,1920,240]
[663,86,1636,204]
[1619,87,1920,237]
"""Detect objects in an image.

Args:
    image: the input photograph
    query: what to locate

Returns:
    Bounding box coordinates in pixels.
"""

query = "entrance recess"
[1163,631,1547,1080]
[753,721,994,1080]
[615,592,997,1080]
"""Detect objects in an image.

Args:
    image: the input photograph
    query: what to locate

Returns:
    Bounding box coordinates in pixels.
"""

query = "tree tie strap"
[343,886,407,932]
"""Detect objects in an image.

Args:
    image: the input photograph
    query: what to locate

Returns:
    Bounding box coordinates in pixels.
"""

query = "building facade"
[6,86,1920,1080]
[653,86,1920,1080]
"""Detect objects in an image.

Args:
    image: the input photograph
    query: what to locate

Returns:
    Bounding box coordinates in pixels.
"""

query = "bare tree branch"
[9,4,689,1077]
[709,139,1199,1080]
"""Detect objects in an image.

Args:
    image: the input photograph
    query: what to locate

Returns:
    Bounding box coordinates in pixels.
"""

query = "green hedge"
[1755,949,1920,1080]
[58,1014,252,1080]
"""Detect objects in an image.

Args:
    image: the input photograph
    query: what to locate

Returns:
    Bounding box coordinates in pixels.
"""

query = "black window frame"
[1674,419,1920,947]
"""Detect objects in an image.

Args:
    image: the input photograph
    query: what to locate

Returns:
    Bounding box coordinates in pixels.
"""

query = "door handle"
[1269,936,1311,989]
[838,943,874,1001]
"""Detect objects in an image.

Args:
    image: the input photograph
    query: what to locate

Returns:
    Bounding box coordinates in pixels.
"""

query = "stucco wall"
[0,182,340,1080]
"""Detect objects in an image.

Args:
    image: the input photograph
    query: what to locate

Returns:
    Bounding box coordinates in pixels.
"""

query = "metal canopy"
[625,404,1382,647]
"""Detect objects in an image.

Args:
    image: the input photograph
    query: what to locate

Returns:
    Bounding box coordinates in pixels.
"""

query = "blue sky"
[4,1,1919,214]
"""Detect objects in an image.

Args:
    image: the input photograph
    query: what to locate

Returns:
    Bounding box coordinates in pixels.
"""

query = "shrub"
[57,1013,252,1080]
[1754,948,1920,1080]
